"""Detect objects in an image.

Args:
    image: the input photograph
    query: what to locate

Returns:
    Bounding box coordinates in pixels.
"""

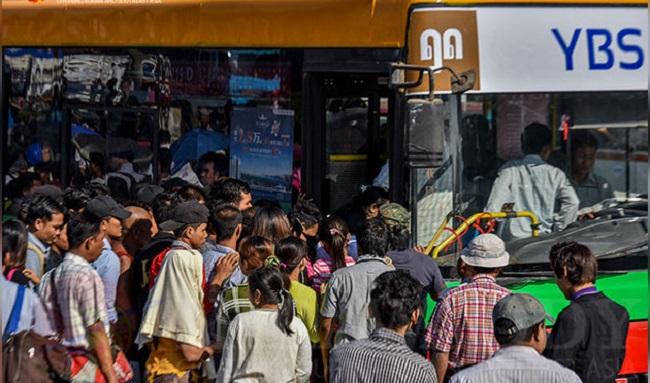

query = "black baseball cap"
[86,195,132,220]
[159,201,209,231]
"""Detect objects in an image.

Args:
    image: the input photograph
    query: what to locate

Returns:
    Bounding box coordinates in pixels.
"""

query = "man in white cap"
[449,293,581,383]
[425,234,511,383]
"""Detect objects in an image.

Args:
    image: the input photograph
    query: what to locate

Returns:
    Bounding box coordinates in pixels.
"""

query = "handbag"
[51,267,134,383]
[3,284,72,383]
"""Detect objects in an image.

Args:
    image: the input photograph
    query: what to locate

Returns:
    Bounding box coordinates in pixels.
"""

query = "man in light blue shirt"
[485,123,579,240]
[203,204,246,294]
[24,195,65,277]
[86,195,132,324]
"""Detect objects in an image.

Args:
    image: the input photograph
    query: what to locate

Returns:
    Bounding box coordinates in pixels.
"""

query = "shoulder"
[292,282,316,298]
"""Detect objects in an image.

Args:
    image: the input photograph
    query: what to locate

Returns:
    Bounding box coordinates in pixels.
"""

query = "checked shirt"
[425,274,510,369]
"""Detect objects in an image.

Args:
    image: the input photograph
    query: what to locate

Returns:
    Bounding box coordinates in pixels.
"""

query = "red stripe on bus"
[619,320,648,375]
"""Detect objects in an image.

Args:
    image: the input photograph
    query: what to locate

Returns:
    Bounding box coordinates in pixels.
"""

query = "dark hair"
[239,206,257,240]
[88,182,109,197]
[275,237,308,288]
[172,222,204,239]
[106,175,131,203]
[549,241,597,285]
[571,130,599,152]
[370,270,422,329]
[319,217,350,271]
[2,219,28,266]
[288,195,322,236]
[209,178,251,205]
[63,186,91,212]
[198,151,228,177]
[67,212,102,249]
[494,318,542,346]
[252,206,292,243]
[253,198,281,209]
[177,185,207,204]
[521,123,552,155]
[334,203,366,237]
[151,191,177,224]
[89,152,105,172]
[248,267,295,336]
[25,195,64,226]
[354,186,389,212]
[17,172,42,196]
[387,226,410,252]
[239,236,274,273]
[358,217,389,258]
[210,203,242,240]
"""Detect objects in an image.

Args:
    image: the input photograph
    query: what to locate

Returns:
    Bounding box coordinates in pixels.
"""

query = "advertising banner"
[230,106,294,210]
[408,7,648,94]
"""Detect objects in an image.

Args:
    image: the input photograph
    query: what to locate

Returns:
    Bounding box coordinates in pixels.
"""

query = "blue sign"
[230,106,294,210]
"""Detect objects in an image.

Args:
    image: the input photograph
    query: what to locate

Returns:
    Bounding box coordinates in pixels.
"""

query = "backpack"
[3,285,71,383]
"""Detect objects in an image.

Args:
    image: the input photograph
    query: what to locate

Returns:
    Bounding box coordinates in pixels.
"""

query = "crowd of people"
[1,145,630,383]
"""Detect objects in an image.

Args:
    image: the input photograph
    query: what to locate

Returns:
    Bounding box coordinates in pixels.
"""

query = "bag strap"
[4,284,26,340]
[6,268,18,282]
[49,268,66,337]
[27,242,46,276]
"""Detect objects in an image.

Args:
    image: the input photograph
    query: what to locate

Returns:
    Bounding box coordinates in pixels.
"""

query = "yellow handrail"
[428,210,540,258]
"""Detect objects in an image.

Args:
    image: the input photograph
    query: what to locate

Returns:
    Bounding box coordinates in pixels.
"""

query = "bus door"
[303,73,393,213]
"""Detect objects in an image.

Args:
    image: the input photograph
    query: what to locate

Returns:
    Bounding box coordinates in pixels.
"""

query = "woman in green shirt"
[276,237,320,343]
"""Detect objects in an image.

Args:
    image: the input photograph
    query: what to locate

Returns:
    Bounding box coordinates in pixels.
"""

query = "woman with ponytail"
[312,217,356,293]
[276,237,319,343]
[216,266,312,382]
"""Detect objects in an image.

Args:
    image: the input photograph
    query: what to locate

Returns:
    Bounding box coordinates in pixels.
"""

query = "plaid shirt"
[39,252,110,349]
[214,284,254,343]
[425,274,510,368]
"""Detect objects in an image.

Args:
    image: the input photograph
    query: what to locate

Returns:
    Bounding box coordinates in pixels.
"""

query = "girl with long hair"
[275,237,319,343]
[251,206,292,243]
[311,217,356,293]
[216,266,312,382]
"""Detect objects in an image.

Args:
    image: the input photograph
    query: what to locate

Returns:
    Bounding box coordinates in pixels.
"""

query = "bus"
[2,0,648,380]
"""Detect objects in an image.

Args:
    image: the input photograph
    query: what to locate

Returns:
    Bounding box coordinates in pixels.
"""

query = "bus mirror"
[451,70,476,94]
[406,98,445,168]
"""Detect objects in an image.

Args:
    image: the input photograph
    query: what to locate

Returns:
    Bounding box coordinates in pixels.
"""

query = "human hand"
[213,252,239,285]
[23,269,41,285]
[413,245,426,254]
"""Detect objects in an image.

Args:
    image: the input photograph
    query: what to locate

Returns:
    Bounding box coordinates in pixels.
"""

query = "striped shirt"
[39,252,110,349]
[330,328,437,383]
[449,346,581,383]
[311,254,356,293]
[425,274,510,368]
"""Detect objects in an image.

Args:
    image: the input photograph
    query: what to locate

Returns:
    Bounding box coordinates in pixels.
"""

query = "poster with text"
[229,106,294,210]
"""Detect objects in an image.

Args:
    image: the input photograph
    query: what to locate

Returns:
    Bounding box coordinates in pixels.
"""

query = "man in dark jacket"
[545,241,629,383]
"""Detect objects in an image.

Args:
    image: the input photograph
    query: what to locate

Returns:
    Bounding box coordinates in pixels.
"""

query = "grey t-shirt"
[320,256,392,344]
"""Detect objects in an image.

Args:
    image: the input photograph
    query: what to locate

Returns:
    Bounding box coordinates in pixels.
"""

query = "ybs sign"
[408,7,647,94]
[552,28,644,71]
[408,10,480,93]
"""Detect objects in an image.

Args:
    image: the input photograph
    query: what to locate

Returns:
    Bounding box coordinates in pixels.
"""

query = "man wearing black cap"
[86,195,132,326]
[449,294,581,383]
[148,201,211,286]
[137,200,215,381]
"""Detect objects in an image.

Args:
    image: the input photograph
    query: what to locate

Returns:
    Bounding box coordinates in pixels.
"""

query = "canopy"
[2,0,644,47]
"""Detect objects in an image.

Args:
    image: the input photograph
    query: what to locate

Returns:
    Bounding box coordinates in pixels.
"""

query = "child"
[217,266,312,382]
[3,219,40,285]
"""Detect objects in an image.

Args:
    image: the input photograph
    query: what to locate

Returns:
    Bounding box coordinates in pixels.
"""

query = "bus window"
[458,92,648,221]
